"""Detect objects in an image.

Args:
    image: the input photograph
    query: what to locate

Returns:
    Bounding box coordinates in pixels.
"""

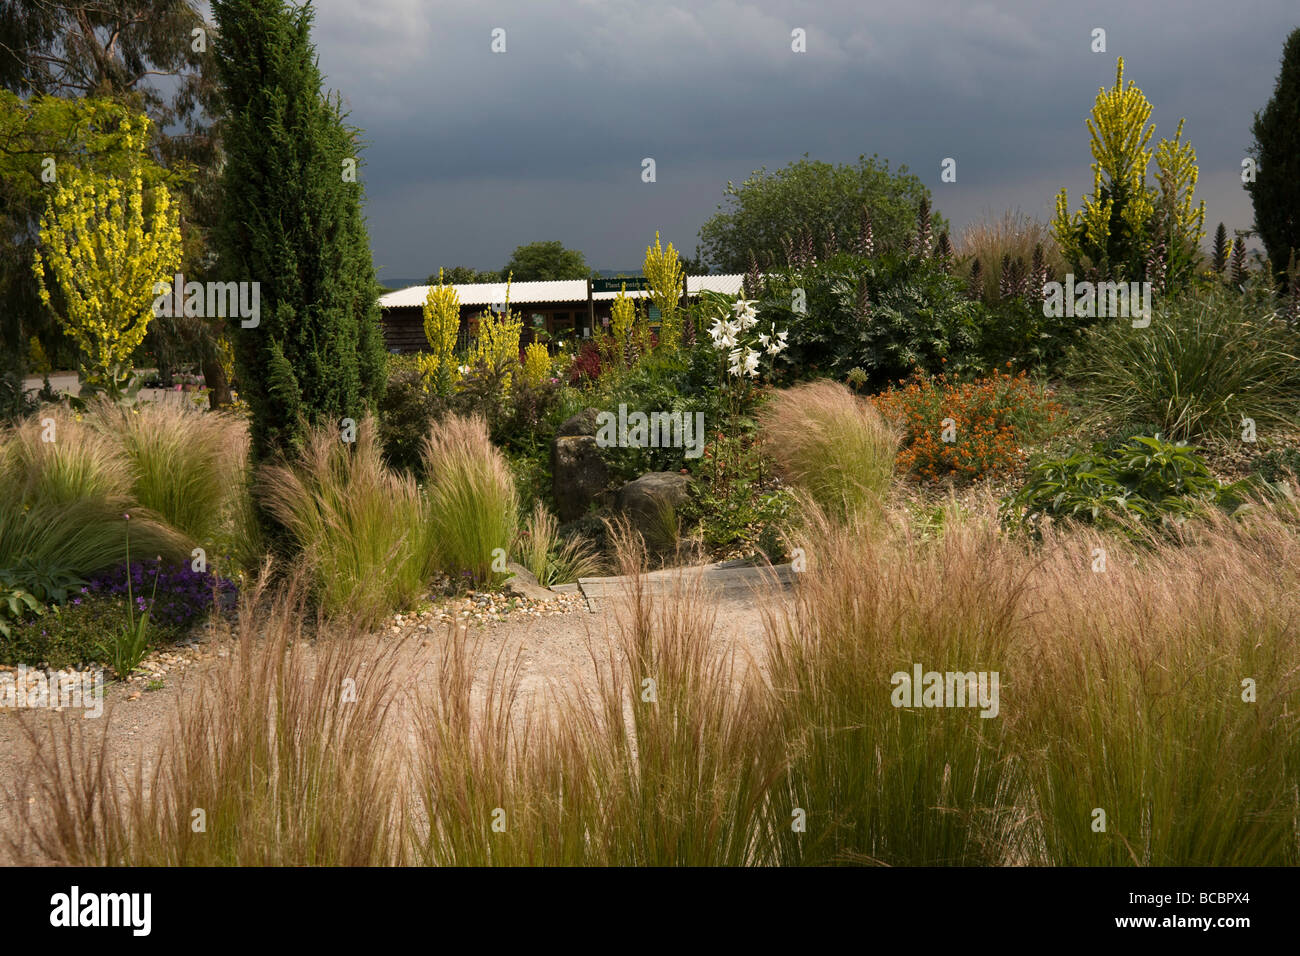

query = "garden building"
[378,274,745,352]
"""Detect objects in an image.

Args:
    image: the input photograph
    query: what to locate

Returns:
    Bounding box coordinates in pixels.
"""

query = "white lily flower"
[731,298,756,320]
[758,332,771,348]
[743,348,760,377]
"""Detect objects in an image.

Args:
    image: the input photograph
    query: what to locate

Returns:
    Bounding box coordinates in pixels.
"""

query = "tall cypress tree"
[1246,27,1300,292]
[211,0,385,462]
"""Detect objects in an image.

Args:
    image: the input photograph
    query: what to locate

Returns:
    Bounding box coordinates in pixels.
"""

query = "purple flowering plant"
[86,559,237,632]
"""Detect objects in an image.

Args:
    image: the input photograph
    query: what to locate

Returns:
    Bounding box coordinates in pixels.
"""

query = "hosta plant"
[1001,435,1247,537]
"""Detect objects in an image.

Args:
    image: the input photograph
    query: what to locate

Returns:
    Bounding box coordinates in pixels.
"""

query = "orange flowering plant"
[871,364,1065,482]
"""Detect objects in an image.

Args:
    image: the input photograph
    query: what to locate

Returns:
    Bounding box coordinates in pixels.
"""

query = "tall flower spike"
[967,258,983,301]
[915,196,932,257]
[1211,223,1229,275]
[856,206,875,258]
[744,253,763,300]
[1145,240,1168,294]
[799,227,816,269]
[854,279,872,322]
[1230,236,1248,288]
[933,231,953,274]
[1014,257,1031,302]
[1030,242,1046,292]
[998,253,1013,300]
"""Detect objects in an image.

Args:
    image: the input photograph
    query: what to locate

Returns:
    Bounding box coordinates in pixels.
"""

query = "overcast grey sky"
[296,0,1297,282]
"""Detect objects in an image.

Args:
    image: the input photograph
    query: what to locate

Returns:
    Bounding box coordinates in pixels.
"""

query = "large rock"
[557,408,602,437]
[503,561,556,601]
[615,471,694,541]
[553,435,609,522]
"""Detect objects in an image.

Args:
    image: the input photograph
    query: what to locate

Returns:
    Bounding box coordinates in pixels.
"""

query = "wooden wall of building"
[381,301,611,354]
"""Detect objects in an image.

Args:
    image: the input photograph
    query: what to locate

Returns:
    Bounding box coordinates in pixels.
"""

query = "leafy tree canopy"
[698,154,945,273]
[500,240,590,282]
[425,266,499,285]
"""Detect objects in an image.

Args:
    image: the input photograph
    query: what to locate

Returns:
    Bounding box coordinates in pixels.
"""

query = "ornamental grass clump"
[1064,288,1300,443]
[422,413,519,586]
[566,522,783,864]
[1010,509,1300,865]
[11,576,405,865]
[94,401,247,544]
[0,408,187,576]
[258,416,437,626]
[758,378,897,522]
[410,520,782,865]
[759,500,1030,865]
[516,501,603,585]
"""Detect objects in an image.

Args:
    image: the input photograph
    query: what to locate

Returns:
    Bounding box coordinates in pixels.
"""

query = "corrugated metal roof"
[687,274,745,296]
[379,279,587,309]
[378,274,748,309]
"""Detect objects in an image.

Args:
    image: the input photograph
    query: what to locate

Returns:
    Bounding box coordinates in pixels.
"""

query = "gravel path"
[0,579,779,866]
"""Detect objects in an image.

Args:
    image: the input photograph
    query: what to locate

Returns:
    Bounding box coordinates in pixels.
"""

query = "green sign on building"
[591,277,649,294]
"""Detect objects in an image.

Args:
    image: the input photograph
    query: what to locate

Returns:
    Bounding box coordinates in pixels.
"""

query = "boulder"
[553,435,609,522]
[557,407,603,437]
[615,471,694,541]
[503,561,556,601]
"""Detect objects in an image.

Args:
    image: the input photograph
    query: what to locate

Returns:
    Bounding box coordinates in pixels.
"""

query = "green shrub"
[258,417,437,626]
[1253,446,1300,486]
[757,251,983,388]
[1002,435,1247,536]
[1065,288,1300,442]
[684,432,794,553]
[422,413,519,587]
[378,366,439,476]
[0,562,86,607]
[0,562,85,639]
[0,589,193,669]
[0,583,42,640]
[590,349,723,483]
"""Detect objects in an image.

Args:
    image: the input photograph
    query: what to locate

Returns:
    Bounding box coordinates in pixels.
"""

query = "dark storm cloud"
[299,0,1297,279]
